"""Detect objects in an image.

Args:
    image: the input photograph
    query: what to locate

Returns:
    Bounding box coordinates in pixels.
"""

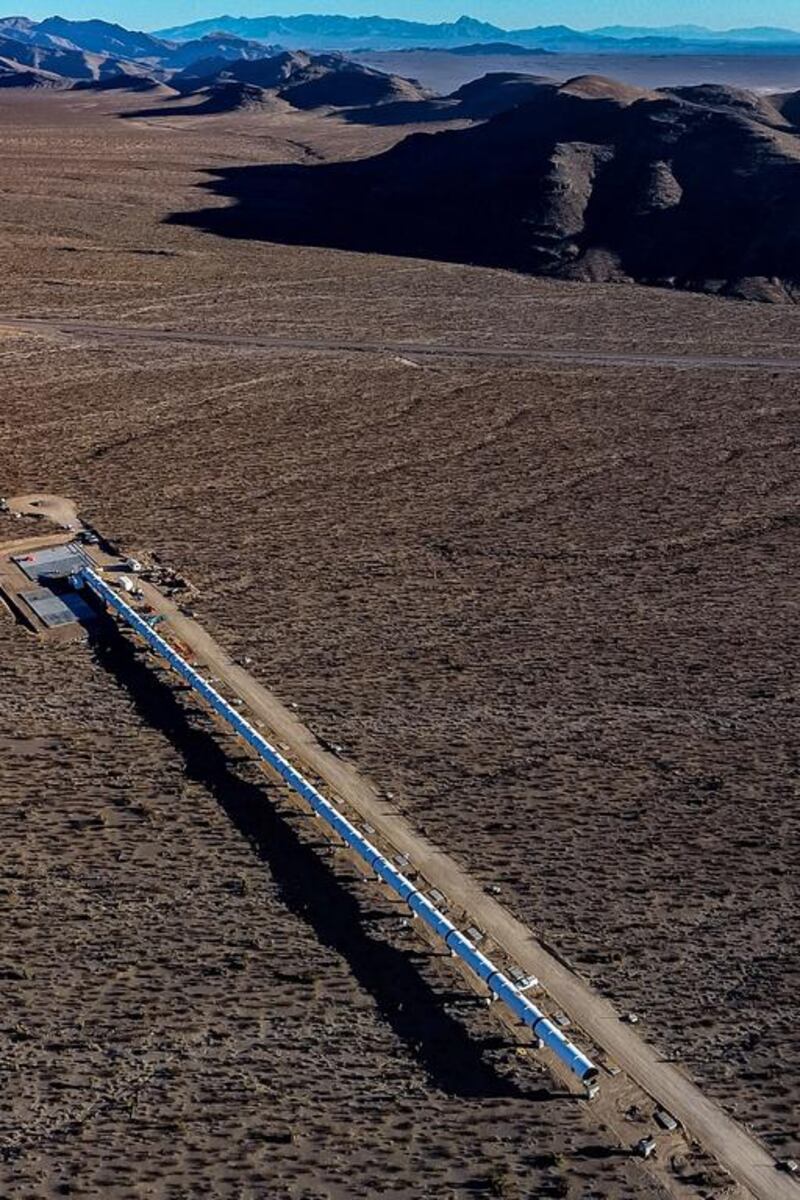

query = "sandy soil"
[4,613,677,1200]
[0,87,798,1191]
[7,492,79,527]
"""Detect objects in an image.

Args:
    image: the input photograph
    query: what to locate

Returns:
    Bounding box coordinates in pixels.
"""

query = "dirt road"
[93,560,796,1200]
[0,531,74,558]
[4,315,800,372]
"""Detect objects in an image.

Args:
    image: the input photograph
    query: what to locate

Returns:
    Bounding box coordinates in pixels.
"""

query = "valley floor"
[0,89,798,1196]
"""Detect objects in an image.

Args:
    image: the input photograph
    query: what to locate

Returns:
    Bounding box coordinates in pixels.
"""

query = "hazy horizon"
[6,3,800,38]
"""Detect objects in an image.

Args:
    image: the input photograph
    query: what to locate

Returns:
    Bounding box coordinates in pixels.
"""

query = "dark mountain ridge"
[446,43,556,57]
[5,13,800,61]
[343,70,555,126]
[0,55,64,86]
[0,30,152,79]
[0,16,279,69]
[161,32,284,69]
[594,24,800,42]
[0,19,295,83]
[34,16,167,60]
[171,76,800,304]
[170,49,430,111]
[2,13,800,58]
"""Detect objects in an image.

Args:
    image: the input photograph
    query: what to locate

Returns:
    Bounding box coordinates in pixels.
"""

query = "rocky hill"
[0,57,64,87]
[346,70,556,125]
[33,16,167,61]
[0,32,153,81]
[163,32,283,69]
[0,17,282,70]
[353,76,800,299]
[174,50,430,111]
[447,42,555,56]
[186,79,283,114]
[72,73,172,93]
[0,26,425,101]
[180,75,800,303]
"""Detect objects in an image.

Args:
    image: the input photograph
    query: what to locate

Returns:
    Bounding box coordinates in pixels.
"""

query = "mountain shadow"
[92,627,545,1103]
[167,74,800,303]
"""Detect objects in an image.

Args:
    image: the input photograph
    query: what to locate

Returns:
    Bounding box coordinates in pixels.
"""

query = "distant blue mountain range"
[593,24,800,42]
[1,12,800,60]
[153,13,800,53]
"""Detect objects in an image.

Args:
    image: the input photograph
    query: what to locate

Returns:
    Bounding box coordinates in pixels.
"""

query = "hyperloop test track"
[76,565,599,1086]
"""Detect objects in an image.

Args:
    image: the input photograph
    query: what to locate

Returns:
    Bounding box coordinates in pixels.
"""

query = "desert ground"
[0,87,798,1196]
[355,49,800,94]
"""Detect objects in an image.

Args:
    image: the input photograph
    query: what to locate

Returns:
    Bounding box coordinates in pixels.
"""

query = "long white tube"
[78,566,598,1083]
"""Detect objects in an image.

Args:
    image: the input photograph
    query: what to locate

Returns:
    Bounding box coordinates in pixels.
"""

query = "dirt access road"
[5,315,800,372]
[85,553,796,1200]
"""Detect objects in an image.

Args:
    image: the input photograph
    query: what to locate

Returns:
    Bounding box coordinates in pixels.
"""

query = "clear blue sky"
[13,1,800,34]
